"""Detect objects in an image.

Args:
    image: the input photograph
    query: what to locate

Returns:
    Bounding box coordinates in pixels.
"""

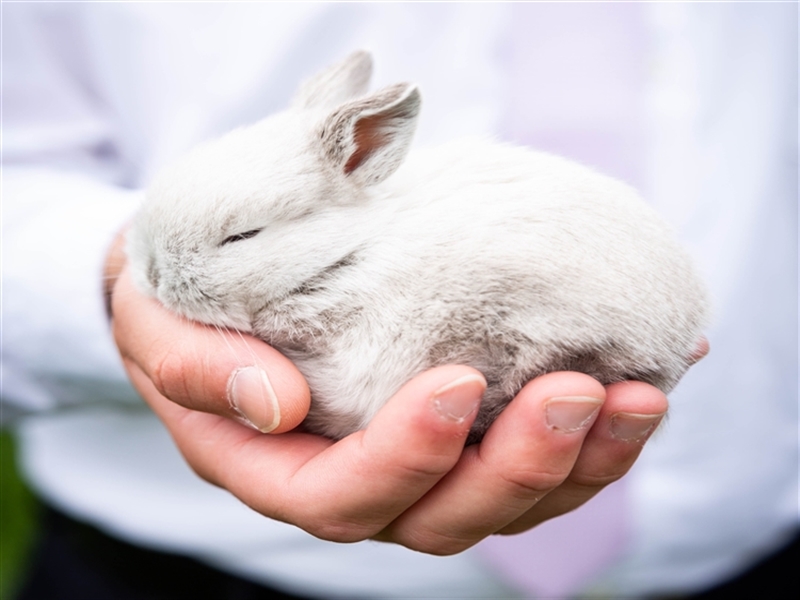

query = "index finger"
[112,265,310,433]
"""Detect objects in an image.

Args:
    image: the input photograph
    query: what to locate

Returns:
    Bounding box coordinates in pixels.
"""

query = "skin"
[106,230,705,555]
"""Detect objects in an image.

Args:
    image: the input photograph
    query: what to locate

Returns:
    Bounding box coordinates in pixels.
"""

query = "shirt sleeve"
[1,3,144,418]
[2,169,143,418]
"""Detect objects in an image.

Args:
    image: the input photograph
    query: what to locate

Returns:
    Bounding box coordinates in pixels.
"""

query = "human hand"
[107,232,701,555]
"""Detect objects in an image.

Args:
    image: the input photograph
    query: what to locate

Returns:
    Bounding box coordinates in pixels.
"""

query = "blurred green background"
[0,430,39,600]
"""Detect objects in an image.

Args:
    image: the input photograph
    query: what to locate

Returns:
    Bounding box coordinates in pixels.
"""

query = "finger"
[380,371,606,554]
[113,266,309,433]
[689,335,710,364]
[134,361,487,543]
[499,379,668,534]
[125,359,323,483]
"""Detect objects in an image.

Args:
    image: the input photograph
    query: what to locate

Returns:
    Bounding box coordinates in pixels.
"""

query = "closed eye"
[220,229,262,246]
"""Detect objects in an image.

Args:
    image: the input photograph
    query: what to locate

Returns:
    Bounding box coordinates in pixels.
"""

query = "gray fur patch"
[287,250,360,297]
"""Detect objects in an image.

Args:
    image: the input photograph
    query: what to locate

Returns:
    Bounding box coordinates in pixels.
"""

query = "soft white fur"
[128,51,708,441]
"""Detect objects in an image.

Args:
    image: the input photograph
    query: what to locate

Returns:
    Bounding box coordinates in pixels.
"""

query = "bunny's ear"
[320,83,421,186]
[292,50,373,110]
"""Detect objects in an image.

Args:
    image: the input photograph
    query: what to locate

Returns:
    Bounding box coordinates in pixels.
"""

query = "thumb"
[112,266,310,433]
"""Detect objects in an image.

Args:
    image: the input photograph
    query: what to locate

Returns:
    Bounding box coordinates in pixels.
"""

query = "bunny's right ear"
[319,83,421,187]
[292,50,373,110]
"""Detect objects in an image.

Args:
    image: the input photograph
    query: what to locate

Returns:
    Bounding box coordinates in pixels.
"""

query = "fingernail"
[227,366,281,433]
[432,374,486,422]
[545,396,603,432]
[610,412,665,442]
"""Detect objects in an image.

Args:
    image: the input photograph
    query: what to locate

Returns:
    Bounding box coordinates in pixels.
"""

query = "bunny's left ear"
[292,50,373,111]
[319,83,421,187]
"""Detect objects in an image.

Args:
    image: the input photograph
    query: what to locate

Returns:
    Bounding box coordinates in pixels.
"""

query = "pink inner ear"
[344,114,389,174]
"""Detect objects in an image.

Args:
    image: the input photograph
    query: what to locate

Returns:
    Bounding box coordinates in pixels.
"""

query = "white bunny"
[127,51,709,442]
